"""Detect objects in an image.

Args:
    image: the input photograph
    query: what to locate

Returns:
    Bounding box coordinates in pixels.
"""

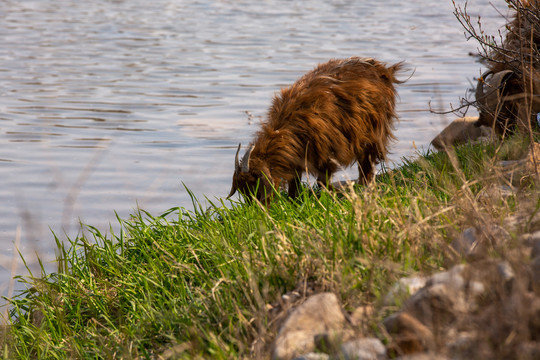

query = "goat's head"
[475,70,515,133]
[227,143,275,204]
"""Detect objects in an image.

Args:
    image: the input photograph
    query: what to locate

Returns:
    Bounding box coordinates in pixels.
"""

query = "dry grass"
[1,134,538,359]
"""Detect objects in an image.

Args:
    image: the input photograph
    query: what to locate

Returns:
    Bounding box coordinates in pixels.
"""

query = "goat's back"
[263,57,404,170]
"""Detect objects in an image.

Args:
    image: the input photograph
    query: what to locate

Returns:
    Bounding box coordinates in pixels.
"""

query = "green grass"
[2,137,538,359]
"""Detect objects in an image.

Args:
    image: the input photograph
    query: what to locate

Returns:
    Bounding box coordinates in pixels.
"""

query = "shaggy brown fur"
[476,0,540,134]
[228,57,405,203]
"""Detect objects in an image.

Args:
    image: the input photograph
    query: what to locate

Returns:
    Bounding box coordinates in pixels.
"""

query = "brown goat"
[228,57,404,203]
[475,0,540,135]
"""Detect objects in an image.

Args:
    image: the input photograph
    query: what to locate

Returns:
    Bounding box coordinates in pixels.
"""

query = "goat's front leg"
[288,174,302,199]
[358,155,375,185]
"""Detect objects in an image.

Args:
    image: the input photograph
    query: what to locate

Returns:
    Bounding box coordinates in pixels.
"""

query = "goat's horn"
[485,70,514,109]
[241,143,254,173]
[234,143,241,172]
[475,70,493,109]
[476,70,514,110]
[227,183,237,199]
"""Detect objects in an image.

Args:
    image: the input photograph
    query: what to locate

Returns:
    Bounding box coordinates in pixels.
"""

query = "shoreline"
[3,134,539,359]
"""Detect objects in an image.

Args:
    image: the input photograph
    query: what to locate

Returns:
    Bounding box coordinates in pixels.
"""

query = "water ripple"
[0,0,512,294]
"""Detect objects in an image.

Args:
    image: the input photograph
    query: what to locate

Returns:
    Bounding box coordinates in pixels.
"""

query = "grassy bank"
[2,137,539,359]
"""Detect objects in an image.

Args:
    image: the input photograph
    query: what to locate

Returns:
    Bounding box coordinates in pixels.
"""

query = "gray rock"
[292,353,330,360]
[402,267,482,343]
[477,183,516,200]
[314,332,342,355]
[427,264,466,290]
[425,264,485,298]
[498,159,527,168]
[451,228,480,259]
[451,225,510,260]
[159,342,190,359]
[382,264,486,349]
[394,353,448,360]
[522,230,540,246]
[341,337,386,360]
[484,224,511,243]
[282,290,302,304]
[524,231,540,259]
[350,306,375,328]
[404,282,463,333]
[273,292,347,360]
[497,261,515,292]
[447,331,492,359]
[516,341,540,360]
[384,276,427,306]
[531,238,540,260]
[530,257,540,294]
[529,292,540,339]
[383,312,435,354]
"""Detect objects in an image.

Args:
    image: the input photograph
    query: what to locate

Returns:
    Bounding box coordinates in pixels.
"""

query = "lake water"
[0,0,509,299]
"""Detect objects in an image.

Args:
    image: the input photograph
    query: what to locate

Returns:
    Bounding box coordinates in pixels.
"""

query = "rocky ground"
[267,128,540,360]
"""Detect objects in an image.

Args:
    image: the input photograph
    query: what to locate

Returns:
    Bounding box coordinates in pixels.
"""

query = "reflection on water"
[0,0,509,294]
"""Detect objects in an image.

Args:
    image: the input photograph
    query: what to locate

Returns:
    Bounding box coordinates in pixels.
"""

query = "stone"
[426,264,484,298]
[340,337,386,360]
[405,282,461,329]
[383,264,484,348]
[530,257,540,294]
[282,290,302,304]
[431,116,492,151]
[427,264,466,290]
[528,295,540,340]
[314,332,342,355]
[274,330,316,360]
[273,292,347,360]
[447,331,493,359]
[160,342,191,359]
[497,261,515,293]
[451,228,481,259]
[350,306,375,328]
[484,224,512,243]
[383,312,435,355]
[292,353,330,360]
[394,353,448,360]
[477,184,517,200]
[402,265,486,334]
[499,142,540,187]
[403,283,465,341]
[451,226,510,260]
[516,341,540,360]
[524,231,540,258]
[384,276,427,306]
[498,159,527,169]
[532,239,540,260]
